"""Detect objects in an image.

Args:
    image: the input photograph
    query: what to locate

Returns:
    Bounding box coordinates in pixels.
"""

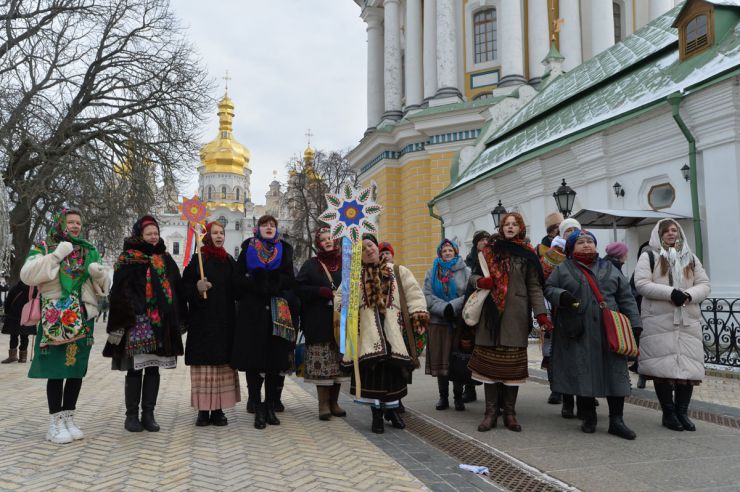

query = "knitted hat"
[605,242,628,258]
[545,212,564,233]
[472,230,490,246]
[559,218,582,239]
[565,228,596,257]
[378,241,394,256]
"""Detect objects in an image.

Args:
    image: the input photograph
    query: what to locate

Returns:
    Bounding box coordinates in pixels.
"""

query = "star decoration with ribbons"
[319,183,382,243]
[179,195,207,225]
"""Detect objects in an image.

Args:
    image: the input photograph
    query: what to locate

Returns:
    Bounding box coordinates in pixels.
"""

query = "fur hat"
[559,218,582,239]
[545,212,564,233]
[472,230,490,246]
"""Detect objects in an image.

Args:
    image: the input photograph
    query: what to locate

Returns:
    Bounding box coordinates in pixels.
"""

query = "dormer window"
[675,1,715,61]
[686,15,709,54]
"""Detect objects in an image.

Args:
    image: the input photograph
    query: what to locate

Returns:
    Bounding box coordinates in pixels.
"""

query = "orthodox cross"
[223,70,232,93]
[305,128,314,146]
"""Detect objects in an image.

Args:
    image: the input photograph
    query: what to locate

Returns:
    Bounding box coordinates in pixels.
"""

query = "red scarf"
[202,244,228,262]
[573,252,598,266]
[483,238,535,314]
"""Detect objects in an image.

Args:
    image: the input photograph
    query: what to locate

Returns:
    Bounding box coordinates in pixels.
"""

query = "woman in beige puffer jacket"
[634,219,710,432]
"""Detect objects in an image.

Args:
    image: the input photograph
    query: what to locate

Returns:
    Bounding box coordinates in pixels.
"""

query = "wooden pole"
[195,223,207,299]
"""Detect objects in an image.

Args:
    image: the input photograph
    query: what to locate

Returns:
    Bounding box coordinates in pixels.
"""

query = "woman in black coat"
[296,227,347,420]
[1,281,35,363]
[103,215,185,433]
[183,221,240,427]
[232,215,296,429]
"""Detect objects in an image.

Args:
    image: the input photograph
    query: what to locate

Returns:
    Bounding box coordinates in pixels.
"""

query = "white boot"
[46,412,73,444]
[62,410,84,440]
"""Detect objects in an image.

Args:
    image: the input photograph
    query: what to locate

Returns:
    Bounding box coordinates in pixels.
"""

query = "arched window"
[221,186,227,199]
[207,186,212,200]
[235,221,241,231]
[613,2,622,43]
[473,8,496,63]
[235,187,240,201]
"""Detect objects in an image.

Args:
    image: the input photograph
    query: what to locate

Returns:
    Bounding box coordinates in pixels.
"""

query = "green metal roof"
[440,4,740,199]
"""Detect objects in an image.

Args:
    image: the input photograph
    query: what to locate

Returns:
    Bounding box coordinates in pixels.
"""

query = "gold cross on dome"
[305,128,314,145]
[223,70,232,93]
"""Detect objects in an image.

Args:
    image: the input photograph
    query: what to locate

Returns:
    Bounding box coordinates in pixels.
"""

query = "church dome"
[303,144,315,163]
[200,93,251,175]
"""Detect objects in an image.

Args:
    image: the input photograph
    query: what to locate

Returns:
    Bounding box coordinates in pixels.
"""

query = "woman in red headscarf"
[296,227,348,420]
[182,221,241,427]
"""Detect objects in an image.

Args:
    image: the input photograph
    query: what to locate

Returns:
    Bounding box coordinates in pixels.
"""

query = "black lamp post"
[680,164,690,182]
[490,200,507,229]
[553,179,577,218]
[613,181,625,197]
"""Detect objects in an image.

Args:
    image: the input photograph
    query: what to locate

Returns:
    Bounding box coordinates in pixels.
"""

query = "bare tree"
[0,0,214,280]
[284,149,357,264]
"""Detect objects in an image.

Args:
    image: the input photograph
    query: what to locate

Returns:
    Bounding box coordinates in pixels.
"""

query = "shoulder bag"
[462,252,491,326]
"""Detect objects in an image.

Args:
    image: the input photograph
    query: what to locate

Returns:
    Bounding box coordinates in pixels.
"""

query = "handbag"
[576,264,639,358]
[21,242,47,327]
[271,296,296,342]
[394,264,426,368]
[462,252,491,326]
[294,331,306,377]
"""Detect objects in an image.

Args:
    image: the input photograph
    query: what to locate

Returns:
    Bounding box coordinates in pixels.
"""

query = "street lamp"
[490,200,507,229]
[680,164,690,182]
[553,179,577,218]
[613,181,625,197]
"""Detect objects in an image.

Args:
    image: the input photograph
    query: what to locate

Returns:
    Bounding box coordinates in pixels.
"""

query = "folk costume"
[103,215,185,433]
[544,229,642,439]
[422,239,470,410]
[469,213,548,433]
[231,216,297,429]
[183,222,241,426]
[296,227,348,420]
[21,209,109,443]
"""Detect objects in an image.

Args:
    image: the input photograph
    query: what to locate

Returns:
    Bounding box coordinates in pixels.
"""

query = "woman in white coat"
[634,219,710,432]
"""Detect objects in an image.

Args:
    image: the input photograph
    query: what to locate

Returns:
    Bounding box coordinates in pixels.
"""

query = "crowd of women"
[15,206,709,444]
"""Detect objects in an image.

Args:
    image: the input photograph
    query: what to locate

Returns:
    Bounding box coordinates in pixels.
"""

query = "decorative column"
[363,8,384,130]
[434,0,462,100]
[423,0,437,101]
[383,0,403,121]
[499,0,526,87]
[559,0,582,71]
[590,0,615,57]
[527,0,550,85]
[405,0,423,111]
[649,0,674,21]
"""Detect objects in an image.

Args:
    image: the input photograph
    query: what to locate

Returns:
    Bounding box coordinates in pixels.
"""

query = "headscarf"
[565,228,599,265]
[432,239,460,301]
[314,226,340,272]
[246,218,283,271]
[27,209,100,297]
[656,219,693,286]
[201,221,228,261]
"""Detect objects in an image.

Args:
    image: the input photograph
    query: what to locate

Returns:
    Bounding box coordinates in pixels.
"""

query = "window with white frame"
[473,9,497,64]
[613,2,622,43]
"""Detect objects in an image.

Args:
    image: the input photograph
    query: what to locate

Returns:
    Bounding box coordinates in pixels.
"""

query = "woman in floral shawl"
[103,215,185,433]
[21,209,109,444]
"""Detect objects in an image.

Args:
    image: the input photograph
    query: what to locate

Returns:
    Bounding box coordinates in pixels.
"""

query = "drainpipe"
[667,92,703,262]
[428,202,445,240]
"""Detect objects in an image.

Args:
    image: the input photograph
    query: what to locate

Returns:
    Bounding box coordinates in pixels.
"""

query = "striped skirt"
[468,346,528,384]
[190,364,242,411]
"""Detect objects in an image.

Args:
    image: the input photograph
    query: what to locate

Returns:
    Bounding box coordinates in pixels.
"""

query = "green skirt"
[28,319,95,380]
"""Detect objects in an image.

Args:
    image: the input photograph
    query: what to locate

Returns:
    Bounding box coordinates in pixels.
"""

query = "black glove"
[670,289,688,307]
[443,303,455,321]
[560,291,578,308]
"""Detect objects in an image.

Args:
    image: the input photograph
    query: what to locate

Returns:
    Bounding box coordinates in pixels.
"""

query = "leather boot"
[329,383,346,417]
[384,408,405,429]
[578,397,597,433]
[253,402,267,429]
[502,385,522,432]
[18,350,27,363]
[265,401,280,425]
[477,383,498,432]
[608,415,636,440]
[462,384,477,403]
[196,411,210,427]
[675,384,696,431]
[452,382,465,411]
[1,349,17,364]
[317,386,332,421]
[141,371,160,432]
[654,382,683,431]
[435,376,449,410]
[210,409,228,426]
[561,394,575,419]
[124,374,143,432]
[246,398,255,414]
[370,407,384,434]
[273,379,285,412]
[548,392,562,404]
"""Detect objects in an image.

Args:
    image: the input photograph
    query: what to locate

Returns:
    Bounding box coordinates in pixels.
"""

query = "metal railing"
[701,297,740,368]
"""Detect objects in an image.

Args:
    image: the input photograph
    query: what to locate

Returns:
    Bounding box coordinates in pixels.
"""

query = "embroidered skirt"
[190,364,242,410]
[28,319,94,379]
[304,342,350,386]
[350,360,409,402]
[468,345,528,384]
[425,322,453,377]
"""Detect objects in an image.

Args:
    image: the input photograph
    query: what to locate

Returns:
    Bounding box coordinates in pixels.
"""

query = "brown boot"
[329,383,346,417]
[317,386,332,421]
[477,383,499,432]
[1,349,17,364]
[18,350,27,363]
[502,385,522,432]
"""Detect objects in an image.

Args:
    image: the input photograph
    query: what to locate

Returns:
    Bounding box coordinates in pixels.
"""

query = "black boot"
[435,376,449,410]
[461,384,477,403]
[273,377,285,412]
[675,384,696,431]
[253,402,267,429]
[246,398,255,414]
[608,416,636,440]
[561,394,575,419]
[547,367,561,404]
[654,382,684,431]
[196,411,210,427]
[265,402,280,425]
[124,374,143,432]
[371,407,384,434]
[384,408,406,429]
[141,371,160,432]
[210,409,228,426]
[578,397,597,433]
[453,382,465,411]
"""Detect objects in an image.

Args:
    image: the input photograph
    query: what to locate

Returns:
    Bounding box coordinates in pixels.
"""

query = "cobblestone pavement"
[0,333,428,492]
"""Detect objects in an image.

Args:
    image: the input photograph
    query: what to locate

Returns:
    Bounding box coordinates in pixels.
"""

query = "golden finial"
[223,70,232,95]
[551,0,564,42]
[304,128,316,163]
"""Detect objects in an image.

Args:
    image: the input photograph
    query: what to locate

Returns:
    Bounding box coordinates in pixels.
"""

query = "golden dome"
[200,93,251,175]
[303,144,315,163]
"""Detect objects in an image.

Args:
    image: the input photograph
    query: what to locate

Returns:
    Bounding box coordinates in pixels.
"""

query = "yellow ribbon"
[346,239,363,399]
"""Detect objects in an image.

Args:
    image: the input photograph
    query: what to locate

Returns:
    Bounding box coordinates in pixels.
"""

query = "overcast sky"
[172,0,367,203]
